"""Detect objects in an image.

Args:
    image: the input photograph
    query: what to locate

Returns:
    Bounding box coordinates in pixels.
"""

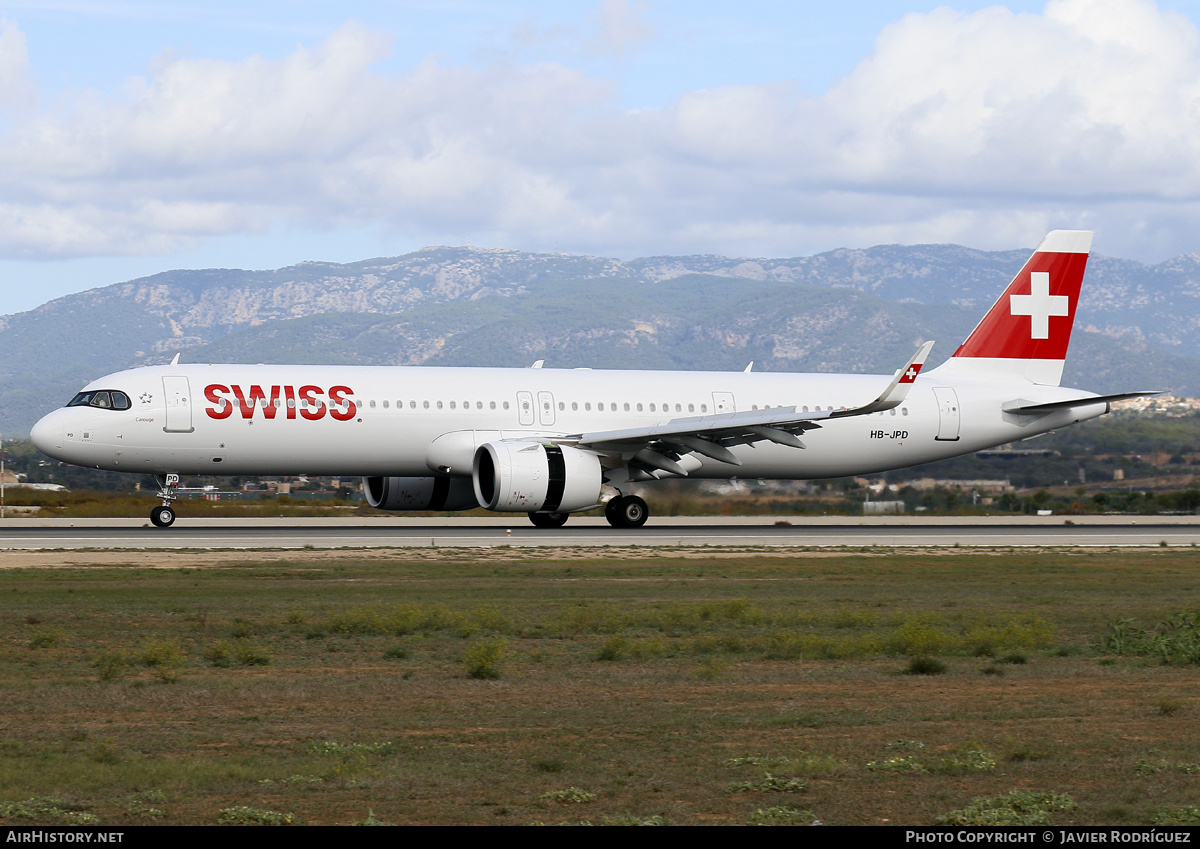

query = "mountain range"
[2,242,1198,436]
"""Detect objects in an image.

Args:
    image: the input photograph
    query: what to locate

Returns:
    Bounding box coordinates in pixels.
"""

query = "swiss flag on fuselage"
[952,231,1091,362]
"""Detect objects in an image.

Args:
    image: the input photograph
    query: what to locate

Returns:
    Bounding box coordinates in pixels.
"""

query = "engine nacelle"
[362,475,478,512]
[473,441,602,513]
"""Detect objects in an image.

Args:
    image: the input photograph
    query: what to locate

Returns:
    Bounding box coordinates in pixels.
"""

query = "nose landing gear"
[150,474,180,528]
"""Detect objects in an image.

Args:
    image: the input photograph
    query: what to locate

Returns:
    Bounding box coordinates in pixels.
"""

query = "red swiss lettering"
[329,386,357,421]
[204,384,233,419]
[202,383,355,422]
[299,385,325,420]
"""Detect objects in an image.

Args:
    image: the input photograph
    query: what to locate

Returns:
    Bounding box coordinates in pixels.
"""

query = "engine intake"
[362,475,477,511]
[473,441,601,513]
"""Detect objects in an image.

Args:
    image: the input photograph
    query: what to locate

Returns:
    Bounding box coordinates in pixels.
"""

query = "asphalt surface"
[0,515,1197,549]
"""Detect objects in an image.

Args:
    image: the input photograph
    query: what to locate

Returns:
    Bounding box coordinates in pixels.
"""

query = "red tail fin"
[942,230,1091,385]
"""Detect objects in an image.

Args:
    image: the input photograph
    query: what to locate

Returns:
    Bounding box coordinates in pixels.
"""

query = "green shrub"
[937,791,1075,826]
[542,787,596,804]
[747,806,816,825]
[94,650,129,681]
[906,656,946,675]
[1152,806,1200,826]
[217,805,294,825]
[137,637,185,683]
[463,638,507,680]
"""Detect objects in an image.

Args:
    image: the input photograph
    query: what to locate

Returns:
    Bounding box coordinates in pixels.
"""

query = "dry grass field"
[1,546,1198,826]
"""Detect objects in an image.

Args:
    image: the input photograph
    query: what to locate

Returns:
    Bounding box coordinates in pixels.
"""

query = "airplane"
[29,230,1157,529]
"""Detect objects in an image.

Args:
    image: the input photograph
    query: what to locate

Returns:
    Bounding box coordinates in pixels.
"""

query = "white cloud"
[0,17,35,114]
[1,1,1200,264]
[587,0,654,57]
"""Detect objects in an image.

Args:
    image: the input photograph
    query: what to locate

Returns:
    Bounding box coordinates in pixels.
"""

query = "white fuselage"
[30,362,1107,480]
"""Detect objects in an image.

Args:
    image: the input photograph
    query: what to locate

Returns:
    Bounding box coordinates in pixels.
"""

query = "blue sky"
[2,0,1199,313]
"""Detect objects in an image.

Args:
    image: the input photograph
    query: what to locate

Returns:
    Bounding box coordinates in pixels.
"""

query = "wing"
[556,342,935,477]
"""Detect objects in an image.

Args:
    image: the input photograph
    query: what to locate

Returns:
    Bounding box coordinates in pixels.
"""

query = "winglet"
[831,341,934,418]
[170,353,181,366]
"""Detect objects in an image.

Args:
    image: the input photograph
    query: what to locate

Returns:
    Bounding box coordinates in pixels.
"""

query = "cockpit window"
[67,390,131,411]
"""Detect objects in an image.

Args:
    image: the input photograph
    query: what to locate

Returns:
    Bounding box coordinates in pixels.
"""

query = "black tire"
[607,495,649,529]
[528,512,569,528]
[150,505,176,528]
[605,497,622,526]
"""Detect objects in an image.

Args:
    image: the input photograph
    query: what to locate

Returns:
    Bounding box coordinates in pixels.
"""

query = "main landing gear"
[526,494,651,529]
[528,512,569,528]
[605,494,649,529]
[150,473,180,528]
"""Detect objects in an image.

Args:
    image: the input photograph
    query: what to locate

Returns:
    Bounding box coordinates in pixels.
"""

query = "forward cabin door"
[933,387,960,441]
[516,391,535,426]
[162,376,195,433]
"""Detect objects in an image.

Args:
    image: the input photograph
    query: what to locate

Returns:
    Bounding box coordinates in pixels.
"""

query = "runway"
[0,515,1197,550]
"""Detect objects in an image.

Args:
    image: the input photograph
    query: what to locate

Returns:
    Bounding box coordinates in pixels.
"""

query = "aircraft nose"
[30,410,63,456]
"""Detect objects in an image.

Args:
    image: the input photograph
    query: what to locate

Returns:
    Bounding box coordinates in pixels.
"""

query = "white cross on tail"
[1009,272,1068,340]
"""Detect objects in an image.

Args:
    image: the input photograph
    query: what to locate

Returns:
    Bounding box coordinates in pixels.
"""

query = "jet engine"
[473,441,602,513]
[362,475,478,512]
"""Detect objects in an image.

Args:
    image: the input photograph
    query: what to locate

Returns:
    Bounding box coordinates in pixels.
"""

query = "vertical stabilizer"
[933,230,1091,386]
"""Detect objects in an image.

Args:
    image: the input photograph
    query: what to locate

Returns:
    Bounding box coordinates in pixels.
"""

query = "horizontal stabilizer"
[1002,391,1162,415]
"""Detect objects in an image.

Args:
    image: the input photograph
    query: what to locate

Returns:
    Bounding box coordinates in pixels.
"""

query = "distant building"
[1111,395,1200,415]
[863,500,904,515]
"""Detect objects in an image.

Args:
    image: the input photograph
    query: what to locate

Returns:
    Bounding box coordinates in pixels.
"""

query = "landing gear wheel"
[606,495,649,529]
[528,512,569,528]
[150,505,176,528]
